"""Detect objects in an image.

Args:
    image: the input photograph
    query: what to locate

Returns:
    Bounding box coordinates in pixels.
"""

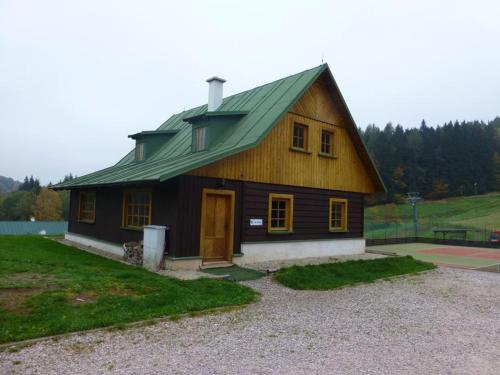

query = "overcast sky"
[1,0,499,184]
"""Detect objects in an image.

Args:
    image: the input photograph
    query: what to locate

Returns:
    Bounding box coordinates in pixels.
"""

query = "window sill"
[289,147,312,155]
[318,152,337,159]
[268,230,294,235]
[120,226,144,232]
[77,220,95,224]
[329,229,348,233]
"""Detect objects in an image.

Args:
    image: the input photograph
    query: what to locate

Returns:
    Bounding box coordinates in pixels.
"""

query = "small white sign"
[250,218,263,226]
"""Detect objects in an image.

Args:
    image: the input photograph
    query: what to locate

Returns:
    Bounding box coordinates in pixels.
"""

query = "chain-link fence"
[364,221,496,242]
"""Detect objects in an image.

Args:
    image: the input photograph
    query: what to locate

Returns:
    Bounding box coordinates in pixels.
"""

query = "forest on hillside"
[0,175,75,221]
[360,117,500,204]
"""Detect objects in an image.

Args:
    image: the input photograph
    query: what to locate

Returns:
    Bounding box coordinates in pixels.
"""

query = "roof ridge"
[220,63,327,103]
[166,63,328,119]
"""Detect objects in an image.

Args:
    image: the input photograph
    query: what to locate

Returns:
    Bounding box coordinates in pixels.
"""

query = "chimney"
[206,76,226,111]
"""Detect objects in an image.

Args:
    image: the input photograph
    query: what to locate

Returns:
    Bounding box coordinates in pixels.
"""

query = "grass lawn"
[201,265,265,281]
[274,256,436,290]
[0,236,258,344]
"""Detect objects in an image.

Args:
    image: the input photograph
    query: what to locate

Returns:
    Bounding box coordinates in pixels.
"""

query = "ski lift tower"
[406,192,422,238]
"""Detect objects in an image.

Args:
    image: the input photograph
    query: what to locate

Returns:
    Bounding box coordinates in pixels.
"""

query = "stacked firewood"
[123,241,143,265]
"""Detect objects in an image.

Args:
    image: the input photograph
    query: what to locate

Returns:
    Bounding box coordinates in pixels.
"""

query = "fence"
[364,221,496,242]
[366,236,500,250]
[0,221,68,235]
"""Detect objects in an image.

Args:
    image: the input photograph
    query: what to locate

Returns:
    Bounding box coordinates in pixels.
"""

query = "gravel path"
[1,268,500,374]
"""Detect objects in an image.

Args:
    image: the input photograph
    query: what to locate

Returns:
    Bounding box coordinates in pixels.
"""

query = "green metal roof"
[54,63,385,191]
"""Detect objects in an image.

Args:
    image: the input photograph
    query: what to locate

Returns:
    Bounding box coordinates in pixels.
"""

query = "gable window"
[292,123,308,150]
[268,193,294,233]
[122,189,152,229]
[194,127,207,151]
[320,130,335,156]
[78,191,96,223]
[135,142,145,161]
[329,198,348,232]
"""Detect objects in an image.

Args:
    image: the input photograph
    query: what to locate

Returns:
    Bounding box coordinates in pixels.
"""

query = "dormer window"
[194,127,207,151]
[135,142,145,161]
[128,130,179,162]
[183,111,248,152]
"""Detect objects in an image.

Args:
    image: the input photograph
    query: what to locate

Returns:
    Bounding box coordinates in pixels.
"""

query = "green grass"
[274,256,436,290]
[365,192,500,240]
[201,265,265,281]
[0,236,258,343]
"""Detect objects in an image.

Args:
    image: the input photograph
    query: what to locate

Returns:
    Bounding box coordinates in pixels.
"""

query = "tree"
[58,173,76,184]
[428,180,449,199]
[494,152,500,190]
[0,191,36,220]
[32,188,62,221]
[19,175,41,193]
[360,117,500,203]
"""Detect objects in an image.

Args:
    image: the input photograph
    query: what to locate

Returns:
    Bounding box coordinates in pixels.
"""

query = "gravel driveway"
[1,268,499,375]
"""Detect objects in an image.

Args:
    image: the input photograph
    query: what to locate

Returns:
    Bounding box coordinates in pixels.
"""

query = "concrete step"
[199,261,233,269]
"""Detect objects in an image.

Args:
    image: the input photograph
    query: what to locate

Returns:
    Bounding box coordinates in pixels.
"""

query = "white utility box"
[143,225,166,271]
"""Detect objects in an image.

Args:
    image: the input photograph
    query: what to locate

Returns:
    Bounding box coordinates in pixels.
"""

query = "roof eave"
[51,179,160,190]
[128,130,179,140]
[183,111,249,124]
[321,66,387,193]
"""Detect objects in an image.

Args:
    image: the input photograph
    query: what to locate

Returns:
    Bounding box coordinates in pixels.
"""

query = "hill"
[360,117,500,203]
[0,176,21,193]
[364,192,500,240]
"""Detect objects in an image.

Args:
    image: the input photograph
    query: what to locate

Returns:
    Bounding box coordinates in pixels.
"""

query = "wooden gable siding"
[187,80,377,194]
[290,79,344,126]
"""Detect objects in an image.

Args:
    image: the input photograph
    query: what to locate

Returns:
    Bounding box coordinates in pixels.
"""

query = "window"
[320,130,334,156]
[292,123,308,150]
[268,193,294,233]
[329,198,348,232]
[194,127,207,151]
[122,189,152,229]
[78,191,96,223]
[135,142,145,161]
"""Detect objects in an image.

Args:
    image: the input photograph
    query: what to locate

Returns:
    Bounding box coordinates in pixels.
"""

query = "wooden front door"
[200,189,235,263]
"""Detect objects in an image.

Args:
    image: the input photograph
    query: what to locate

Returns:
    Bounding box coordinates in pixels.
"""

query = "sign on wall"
[250,218,263,226]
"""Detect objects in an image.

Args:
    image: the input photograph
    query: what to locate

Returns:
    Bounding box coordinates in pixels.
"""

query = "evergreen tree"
[361,117,500,204]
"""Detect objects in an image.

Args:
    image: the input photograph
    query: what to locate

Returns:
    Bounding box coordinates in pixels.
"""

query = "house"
[54,64,385,269]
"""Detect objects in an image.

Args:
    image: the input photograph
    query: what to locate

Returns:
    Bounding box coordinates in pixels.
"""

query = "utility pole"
[407,192,421,238]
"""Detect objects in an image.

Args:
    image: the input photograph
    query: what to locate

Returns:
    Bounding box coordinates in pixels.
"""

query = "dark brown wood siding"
[68,176,364,259]
[68,180,178,251]
[241,181,364,242]
[175,176,363,256]
[175,175,243,258]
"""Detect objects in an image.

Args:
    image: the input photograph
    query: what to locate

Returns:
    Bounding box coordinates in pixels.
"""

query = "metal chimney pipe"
[206,76,226,111]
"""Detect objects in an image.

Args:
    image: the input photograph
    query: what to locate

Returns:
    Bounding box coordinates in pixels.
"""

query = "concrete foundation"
[65,232,124,258]
[64,232,365,271]
[234,238,365,266]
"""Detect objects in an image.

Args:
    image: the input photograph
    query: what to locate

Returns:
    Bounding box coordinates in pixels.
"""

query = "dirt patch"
[0,274,60,314]
[0,273,57,288]
[0,288,44,314]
